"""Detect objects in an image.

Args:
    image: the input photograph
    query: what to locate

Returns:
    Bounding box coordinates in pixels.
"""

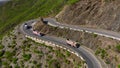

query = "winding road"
[20,18,108,68]
[45,18,120,41]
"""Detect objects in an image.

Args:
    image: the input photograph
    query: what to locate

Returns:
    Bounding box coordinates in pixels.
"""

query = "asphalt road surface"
[44,18,120,41]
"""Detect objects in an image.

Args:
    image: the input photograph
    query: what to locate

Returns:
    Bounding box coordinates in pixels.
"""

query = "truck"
[32,30,45,36]
[66,39,80,48]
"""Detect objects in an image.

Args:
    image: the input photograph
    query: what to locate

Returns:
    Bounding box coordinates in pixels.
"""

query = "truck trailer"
[66,39,80,48]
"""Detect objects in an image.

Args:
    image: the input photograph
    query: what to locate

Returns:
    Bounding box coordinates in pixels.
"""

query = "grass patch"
[67,0,79,4]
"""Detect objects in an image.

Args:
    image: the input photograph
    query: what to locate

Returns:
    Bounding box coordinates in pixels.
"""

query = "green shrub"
[66,51,71,57]
[48,59,60,68]
[48,55,52,59]
[65,59,70,64]
[12,58,18,64]
[118,64,120,68]
[15,64,20,68]
[2,61,8,66]
[116,44,120,52]
[23,54,31,61]
[33,60,37,64]
[4,51,14,59]
[55,50,65,58]
[0,50,5,57]
[95,49,100,55]
[93,33,98,38]
[37,63,42,68]
[0,45,4,49]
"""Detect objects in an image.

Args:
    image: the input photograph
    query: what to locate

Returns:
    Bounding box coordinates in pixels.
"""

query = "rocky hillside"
[56,0,120,32]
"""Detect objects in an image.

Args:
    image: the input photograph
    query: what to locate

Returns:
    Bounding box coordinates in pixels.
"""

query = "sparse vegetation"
[116,44,120,52]
[95,48,108,59]
[0,30,84,68]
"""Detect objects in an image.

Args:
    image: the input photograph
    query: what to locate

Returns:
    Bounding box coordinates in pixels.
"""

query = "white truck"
[66,39,80,48]
[33,30,45,36]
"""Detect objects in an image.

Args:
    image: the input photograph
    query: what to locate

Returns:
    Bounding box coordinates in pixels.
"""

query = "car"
[24,23,32,29]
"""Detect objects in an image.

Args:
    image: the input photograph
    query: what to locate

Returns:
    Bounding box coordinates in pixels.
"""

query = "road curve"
[20,19,105,68]
[44,18,120,41]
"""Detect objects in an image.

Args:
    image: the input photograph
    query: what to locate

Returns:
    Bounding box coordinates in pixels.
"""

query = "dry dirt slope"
[56,0,120,32]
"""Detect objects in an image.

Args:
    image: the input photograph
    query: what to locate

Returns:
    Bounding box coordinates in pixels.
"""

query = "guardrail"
[48,21,120,41]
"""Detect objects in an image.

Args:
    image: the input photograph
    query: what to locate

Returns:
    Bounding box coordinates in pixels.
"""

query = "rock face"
[57,0,120,32]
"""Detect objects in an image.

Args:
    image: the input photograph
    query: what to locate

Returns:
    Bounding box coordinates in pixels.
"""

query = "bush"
[116,44,120,52]
[66,51,71,57]
[95,49,100,55]
[0,50,5,57]
[33,60,37,64]
[118,64,120,68]
[12,58,18,64]
[93,33,98,38]
[0,45,4,49]
[23,54,31,61]
[55,50,65,58]
[4,51,14,59]
[37,63,42,68]
[15,64,20,68]
[48,59,60,68]
[101,49,107,59]
[65,59,70,64]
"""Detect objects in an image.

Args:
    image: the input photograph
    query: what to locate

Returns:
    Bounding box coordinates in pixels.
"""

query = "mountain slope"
[0,0,79,38]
